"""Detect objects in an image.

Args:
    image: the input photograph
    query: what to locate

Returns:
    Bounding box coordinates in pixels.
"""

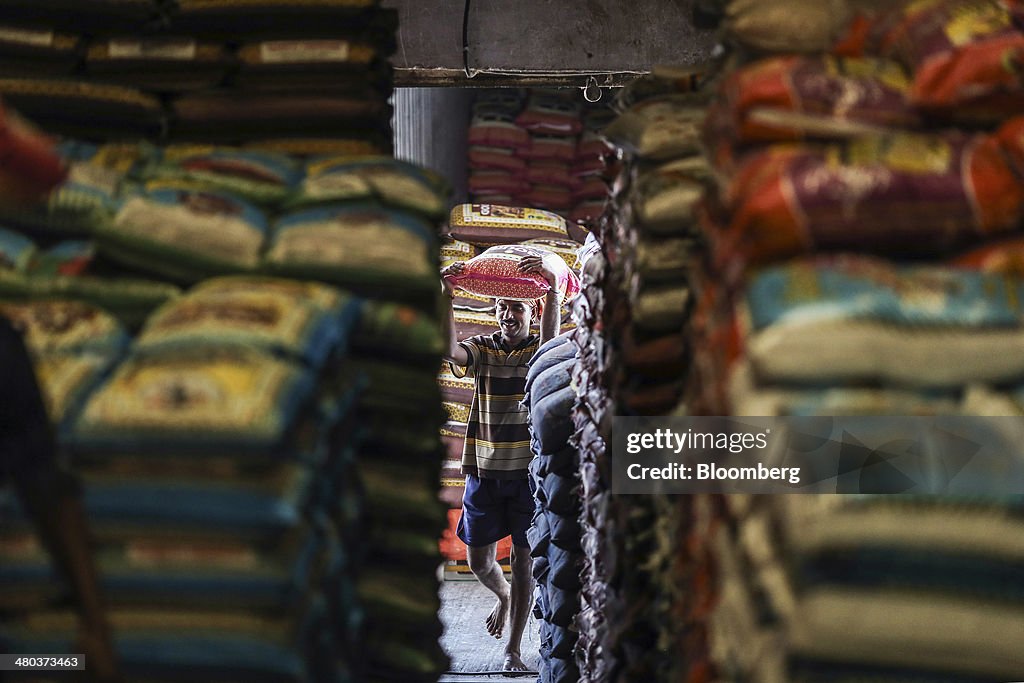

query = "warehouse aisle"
[439,579,542,681]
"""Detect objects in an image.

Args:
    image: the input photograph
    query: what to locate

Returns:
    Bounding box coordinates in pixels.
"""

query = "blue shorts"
[457,474,535,548]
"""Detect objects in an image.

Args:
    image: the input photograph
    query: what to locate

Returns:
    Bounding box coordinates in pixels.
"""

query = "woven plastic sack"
[0,227,37,273]
[469,146,527,173]
[716,55,919,144]
[84,38,229,91]
[519,134,576,162]
[449,203,569,247]
[294,156,449,221]
[724,121,1024,267]
[32,352,117,429]
[71,347,317,457]
[136,286,356,371]
[0,100,67,204]
[0,25,81,78]
[519,185,573,212]
[845,0,1024,121]
[520,238,582,271]
[468,112,529,150]
[148,148,302,205]
[353,300,444,366]
[515,94,582,135]
[603,94,708,162]
[265,202,436,305]
[0,299,126,355]
[446,244,580,302]
[29,275,181,332]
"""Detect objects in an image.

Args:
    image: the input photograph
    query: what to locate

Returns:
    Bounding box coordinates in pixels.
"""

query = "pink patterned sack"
[445,243,581,302]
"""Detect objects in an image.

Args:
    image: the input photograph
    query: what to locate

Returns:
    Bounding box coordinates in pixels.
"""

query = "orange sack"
[714,54,921,144]
[839,0,1024,121]
[721,118,1024,267]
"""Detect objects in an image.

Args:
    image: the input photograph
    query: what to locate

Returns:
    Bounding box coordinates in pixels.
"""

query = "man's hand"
[441,261,465,297]
[517,255,557,290]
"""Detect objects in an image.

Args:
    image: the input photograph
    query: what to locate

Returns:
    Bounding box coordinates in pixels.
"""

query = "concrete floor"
[438,578,541,682]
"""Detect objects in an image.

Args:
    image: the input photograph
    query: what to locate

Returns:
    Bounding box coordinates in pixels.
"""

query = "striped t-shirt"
[451,332,539,480]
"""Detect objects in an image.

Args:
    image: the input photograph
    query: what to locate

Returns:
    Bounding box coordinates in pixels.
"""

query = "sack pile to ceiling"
[0,3,454,681]
[467,90,619,242]
[712,493,1024,682]
[437,204,583,525]
[523,332,584,683]
[0,280,372,683]
[562,65,719,683]
[693,1,1024,681]
[0,0,395,151]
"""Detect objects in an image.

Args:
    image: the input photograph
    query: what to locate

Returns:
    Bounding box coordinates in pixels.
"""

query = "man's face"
[495,299,532,343]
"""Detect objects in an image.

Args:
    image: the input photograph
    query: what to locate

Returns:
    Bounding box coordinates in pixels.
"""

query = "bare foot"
[486,593,509,638]
[503,652,528,672]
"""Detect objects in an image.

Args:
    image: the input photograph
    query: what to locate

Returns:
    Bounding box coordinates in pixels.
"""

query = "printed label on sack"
[829,134,952,175]
[462,204,563,230]
[259,40,350,63]
[108,39,197,60]
[0,27,54,47]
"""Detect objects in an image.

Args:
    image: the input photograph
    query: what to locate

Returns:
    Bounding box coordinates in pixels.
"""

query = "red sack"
[468,146,528,173]
[515,94,582,135]
[517,184,573,211]
[467,112,530,150]
[467,170,528,195]
[0,100,67,204]
[723,120,1024,267]
[445,243,581,302]
[846,0,1024,121]
[518,134,577,162]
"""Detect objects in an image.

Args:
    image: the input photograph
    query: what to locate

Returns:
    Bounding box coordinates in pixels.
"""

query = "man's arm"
[518,256,562,347]
[539,289,561,347]
[441,262,469,366]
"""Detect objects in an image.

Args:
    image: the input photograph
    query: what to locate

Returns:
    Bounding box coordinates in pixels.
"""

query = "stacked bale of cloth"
[0,278,366,683]
[0,0,395,153]
[566,69,718,683]
[692,0,1024,680]
[524,332,584,683]
[467,90,615,241]
[437,203,584,557]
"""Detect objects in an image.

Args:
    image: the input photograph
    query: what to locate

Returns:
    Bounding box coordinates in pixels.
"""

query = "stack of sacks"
[568,229,618,683]
[0,299,127,444]
[0,0,395,152]
[565,68,721,682]
[0,141,182,329]
[0,277,365,683]
[570,108,619,242]
[1,4,453,680]
[515,92,583,222]
[292,163,453,681]
[468,90,529,206]
[691,2,1024,681]
[710,494,1024,682]
[0,143,451,336]
[524,332,583,683]
[467,90,615,240]
[695,0,1024,415]
[164,0,396,151]
[345,295,451,682]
